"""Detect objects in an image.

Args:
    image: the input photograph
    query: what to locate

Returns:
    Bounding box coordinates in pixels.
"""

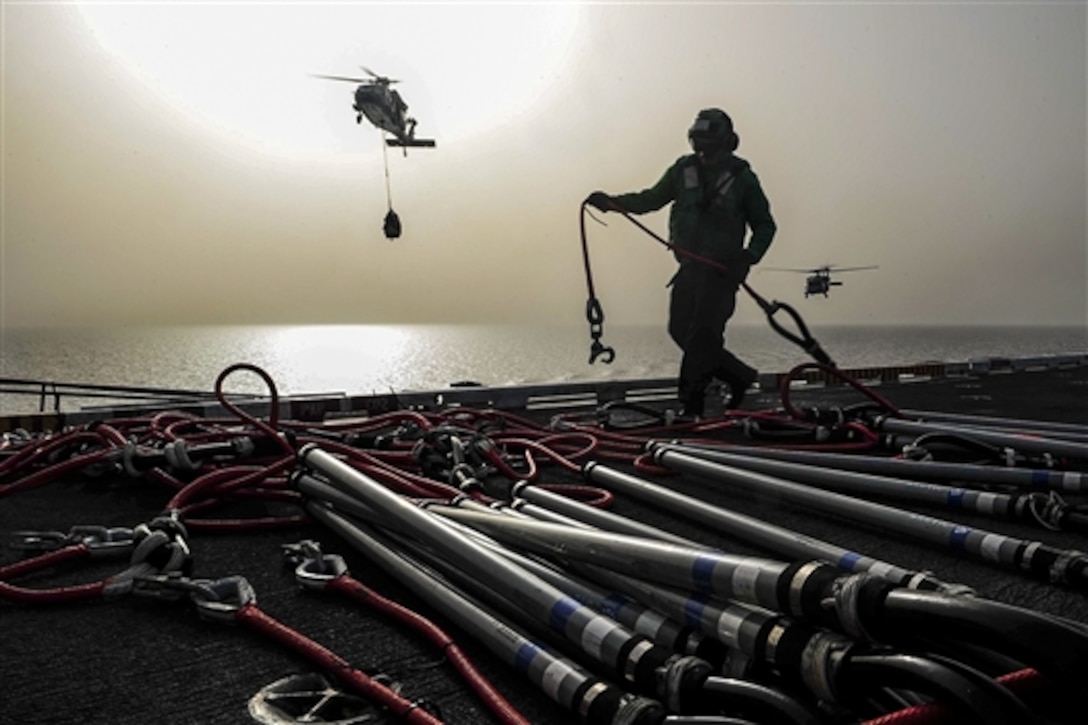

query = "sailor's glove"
[726,250,757,284]
[585,191,614,212]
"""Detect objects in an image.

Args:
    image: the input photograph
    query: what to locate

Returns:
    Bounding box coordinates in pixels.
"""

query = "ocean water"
[1,323,1085,415]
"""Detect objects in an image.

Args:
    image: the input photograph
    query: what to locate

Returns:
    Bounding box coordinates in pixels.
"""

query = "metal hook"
[283,540,349,591]
[588,339,616,365]
[585,297,615,364]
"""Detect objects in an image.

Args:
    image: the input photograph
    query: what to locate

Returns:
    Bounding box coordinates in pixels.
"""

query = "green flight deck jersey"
[611,153,776,270]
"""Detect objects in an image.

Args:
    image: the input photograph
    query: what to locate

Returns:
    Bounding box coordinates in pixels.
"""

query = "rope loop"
[761,298,836,367]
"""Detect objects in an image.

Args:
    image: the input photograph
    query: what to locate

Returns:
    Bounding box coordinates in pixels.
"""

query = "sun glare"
[75,3,583,158]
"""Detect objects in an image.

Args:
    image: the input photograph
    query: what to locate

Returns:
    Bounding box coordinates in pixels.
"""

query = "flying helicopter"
[312,67,436,150]
[313,66,436,241]
[766,264,879,297]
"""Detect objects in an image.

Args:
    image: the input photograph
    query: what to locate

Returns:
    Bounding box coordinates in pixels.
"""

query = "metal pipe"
[429,497,1088,694]
[305,499,667,725]
[426,502,724,667]
[511,481,697,546]
[579,462,958,594]
[646,443,1047,527]
[434,508,1038,724]
[896,409,1088,438]
[871,415,1088,460]
[562,562,974,725]
[425,505,842,630]
[297,446,711,713]
[658,441,1088,494]
[651,447,1088,590]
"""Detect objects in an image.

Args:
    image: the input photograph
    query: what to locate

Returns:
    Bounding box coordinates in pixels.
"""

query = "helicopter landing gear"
[355,114,362,124]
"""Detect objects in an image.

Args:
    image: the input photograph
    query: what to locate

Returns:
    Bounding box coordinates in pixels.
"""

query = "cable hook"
[585,297,615,364]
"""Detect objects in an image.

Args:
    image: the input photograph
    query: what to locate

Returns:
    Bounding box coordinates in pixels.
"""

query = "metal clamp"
[133,572,256,623]
[282,540,348,591]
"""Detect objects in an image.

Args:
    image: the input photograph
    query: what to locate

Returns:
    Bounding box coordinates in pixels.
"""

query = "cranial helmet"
[688,108,739,157]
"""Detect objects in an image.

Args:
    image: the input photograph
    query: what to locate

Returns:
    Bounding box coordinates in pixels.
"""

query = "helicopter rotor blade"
[360,66,400,84]
[312,74,371,83]
[828,265,879,272]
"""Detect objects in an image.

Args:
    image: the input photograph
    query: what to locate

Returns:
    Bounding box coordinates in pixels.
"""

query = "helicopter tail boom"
[386,138,436,148]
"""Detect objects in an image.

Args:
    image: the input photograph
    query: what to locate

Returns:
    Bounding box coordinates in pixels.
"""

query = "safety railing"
[0,377,245,414]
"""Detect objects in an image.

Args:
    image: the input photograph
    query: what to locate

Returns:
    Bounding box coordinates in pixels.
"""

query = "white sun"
[76,3,583,158]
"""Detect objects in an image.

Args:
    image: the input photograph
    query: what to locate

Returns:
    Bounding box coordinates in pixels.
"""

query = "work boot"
[722,368,758,410]
[676,372,707,420]
[677,397,705,421]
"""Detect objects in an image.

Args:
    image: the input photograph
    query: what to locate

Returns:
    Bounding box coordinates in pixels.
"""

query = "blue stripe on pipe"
[1031,470,1050,489]
[514,642,538,674]
[949,525,971,550]
[601,593,626,619]
[948,489,966,508]
[549,596,579,633]
[683,595,708,628]
[838,551,862,570]
[692,554,717,591]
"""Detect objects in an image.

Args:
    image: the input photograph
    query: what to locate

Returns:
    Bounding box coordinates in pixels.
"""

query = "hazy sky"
[3,1,1085,329]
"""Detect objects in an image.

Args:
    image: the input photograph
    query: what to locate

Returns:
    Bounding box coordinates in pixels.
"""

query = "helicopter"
[313,66,436,240]
[313,67,436,150]
[767,264,879,297]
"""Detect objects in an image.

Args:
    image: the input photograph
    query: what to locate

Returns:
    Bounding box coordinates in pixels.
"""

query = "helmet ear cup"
[728,132,739,152]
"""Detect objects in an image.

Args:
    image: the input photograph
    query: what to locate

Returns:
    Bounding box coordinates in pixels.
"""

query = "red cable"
[0,429,106,478]
[863,667,1043,725]
[0,447,117,498]
[486,437,583,475]
[534,483,615,508]
[235,603,445,725]
[165,457,295,511]
[179,488,309,532]
[0,578,106,604]
[0,544,90,580]
[779,361,903,421]
[328,575,531,725]
[297,438,459,500]
[0,544,116,604]
[214,363,295,457]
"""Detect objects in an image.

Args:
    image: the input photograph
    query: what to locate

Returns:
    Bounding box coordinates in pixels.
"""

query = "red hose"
[863,668,1044,724]
[328,575,531,725]
[779,361,903,421]
[0,577,105,604]
[0,544,89,580]
[0,447,117,498]
[165,457,294,511]
[235,603,445,724]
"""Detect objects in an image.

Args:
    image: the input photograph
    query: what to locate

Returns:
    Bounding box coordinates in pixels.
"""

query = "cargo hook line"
[579,200,835,367]
[381,138,402,239]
